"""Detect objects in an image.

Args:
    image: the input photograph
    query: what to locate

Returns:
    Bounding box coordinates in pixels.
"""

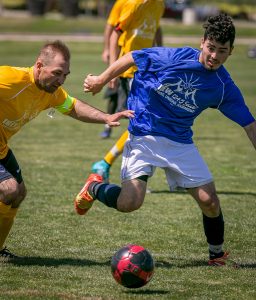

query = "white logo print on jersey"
[133,18,157,40]
[156,74,201,113]
[2,110,40,131]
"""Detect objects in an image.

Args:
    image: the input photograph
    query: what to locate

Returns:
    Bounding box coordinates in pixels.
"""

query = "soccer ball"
[111,244,155,288]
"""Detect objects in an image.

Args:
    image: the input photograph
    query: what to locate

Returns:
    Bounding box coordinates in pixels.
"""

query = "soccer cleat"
[0,247,19,260]
[91,159,110,183]
[208,251,239,268]
[208,251,229,266]
[74,173,103,215]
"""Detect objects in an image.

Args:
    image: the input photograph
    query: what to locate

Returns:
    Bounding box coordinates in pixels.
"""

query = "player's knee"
[117,198,143,212]
[0,178,26,206]
[200,193,220,217]
[0,178,19,202]
[12,184,27,208]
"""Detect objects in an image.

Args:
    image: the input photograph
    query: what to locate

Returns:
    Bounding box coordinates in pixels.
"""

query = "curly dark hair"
[203,13,235,47]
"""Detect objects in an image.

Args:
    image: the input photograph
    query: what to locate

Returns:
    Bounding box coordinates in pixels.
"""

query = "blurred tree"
[27,0,46,15]
[193,0,255,5]
[80,0,115,17]
[59,0,79,17]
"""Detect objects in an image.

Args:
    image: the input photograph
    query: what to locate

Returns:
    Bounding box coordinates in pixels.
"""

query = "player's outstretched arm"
[244,120,256,150]
[68,99,134,126]
[84,52,135,94]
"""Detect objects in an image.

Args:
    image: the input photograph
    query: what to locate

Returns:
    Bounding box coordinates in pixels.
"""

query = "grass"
[0,14,256,38]
[0,38,256,300]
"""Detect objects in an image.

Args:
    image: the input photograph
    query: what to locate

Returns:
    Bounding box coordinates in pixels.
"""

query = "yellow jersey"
[116,0,165,78]
[0,65,76,159]
[107,0,127,48]
[107,0,126,27]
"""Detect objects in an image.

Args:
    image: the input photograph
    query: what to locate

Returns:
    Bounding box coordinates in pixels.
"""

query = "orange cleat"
[208,251,239,268]
[74,173,103,215]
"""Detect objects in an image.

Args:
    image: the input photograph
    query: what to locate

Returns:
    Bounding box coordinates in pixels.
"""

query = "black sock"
[203,211,224,259]
[90,182,121,209]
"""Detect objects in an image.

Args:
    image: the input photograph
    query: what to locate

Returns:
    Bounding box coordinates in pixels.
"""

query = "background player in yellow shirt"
[0,40,134,259]
[102,0,125,65]
[100,0,126,139]
[87,0,165,184]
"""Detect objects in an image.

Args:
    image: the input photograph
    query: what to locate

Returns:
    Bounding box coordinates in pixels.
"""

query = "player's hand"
[105,110,134,127]
[102,50,110,64]
[84,74,103,95]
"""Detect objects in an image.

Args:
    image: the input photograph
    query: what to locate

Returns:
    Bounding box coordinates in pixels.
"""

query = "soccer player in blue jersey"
[77,14,256,266]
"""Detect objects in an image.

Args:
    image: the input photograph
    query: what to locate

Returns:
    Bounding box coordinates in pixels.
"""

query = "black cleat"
[0,247,19,260]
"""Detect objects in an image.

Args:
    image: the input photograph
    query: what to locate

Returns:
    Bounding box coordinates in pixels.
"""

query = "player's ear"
[34,60,43,76]
[36,59,44,70]
[200,38,205,49]
[229,46,234,56]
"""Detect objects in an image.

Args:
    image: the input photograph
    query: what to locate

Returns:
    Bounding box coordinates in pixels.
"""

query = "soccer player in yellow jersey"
[102,0,126,64]
[87,0,165,183]
[100,0,126,138]
[0,40,134,259]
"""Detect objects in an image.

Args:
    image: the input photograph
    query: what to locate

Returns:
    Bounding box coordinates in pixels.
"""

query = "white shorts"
[121,134,213,191]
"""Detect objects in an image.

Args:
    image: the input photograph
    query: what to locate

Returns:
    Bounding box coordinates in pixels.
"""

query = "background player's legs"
[91,130,129,182]
[100,90,118,139]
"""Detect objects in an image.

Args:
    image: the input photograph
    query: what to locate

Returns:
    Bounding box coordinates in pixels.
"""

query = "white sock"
[209,243,223,254]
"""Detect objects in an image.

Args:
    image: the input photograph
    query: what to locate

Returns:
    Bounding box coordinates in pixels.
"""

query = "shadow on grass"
[7,256,256,269]
[150,190,256,197]
[155,258,206,268]
[156,259,256,269]
[125,289,170,296]
[7,256,205,268]
[7,256,110,267]
[238,263,256,269]
[194,136,227,141]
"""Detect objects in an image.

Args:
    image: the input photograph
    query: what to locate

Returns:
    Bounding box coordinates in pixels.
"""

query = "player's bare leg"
[0,179,26,259]
[116,179,147,212]
[74,175,147,214]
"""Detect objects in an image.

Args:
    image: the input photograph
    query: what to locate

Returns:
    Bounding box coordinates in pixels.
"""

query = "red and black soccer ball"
[111,244,155,288]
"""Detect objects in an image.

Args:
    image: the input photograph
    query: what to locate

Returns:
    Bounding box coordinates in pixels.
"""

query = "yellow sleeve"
[107,0,126,26]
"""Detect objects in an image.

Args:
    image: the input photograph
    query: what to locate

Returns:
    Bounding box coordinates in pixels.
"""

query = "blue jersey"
[129,47,255,144]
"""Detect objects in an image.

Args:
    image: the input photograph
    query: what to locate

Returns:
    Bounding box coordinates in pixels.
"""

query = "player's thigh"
[164,142,213,190]
[11,181,27,208]
[0,149,25,205]
[187,182,220,216]
[117,178,147,212]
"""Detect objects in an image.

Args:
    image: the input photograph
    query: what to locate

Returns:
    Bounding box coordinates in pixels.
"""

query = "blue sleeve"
[132,47,177,73]
[132,46,199,73]
[218,80,255,127]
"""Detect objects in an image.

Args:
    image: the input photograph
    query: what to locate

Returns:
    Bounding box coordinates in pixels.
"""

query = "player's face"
[199,38,233,71]
[36,53,70,93]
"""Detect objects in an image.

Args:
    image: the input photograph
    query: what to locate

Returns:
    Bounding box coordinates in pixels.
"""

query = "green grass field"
[0,15,256,37]
[0,37,256,300]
